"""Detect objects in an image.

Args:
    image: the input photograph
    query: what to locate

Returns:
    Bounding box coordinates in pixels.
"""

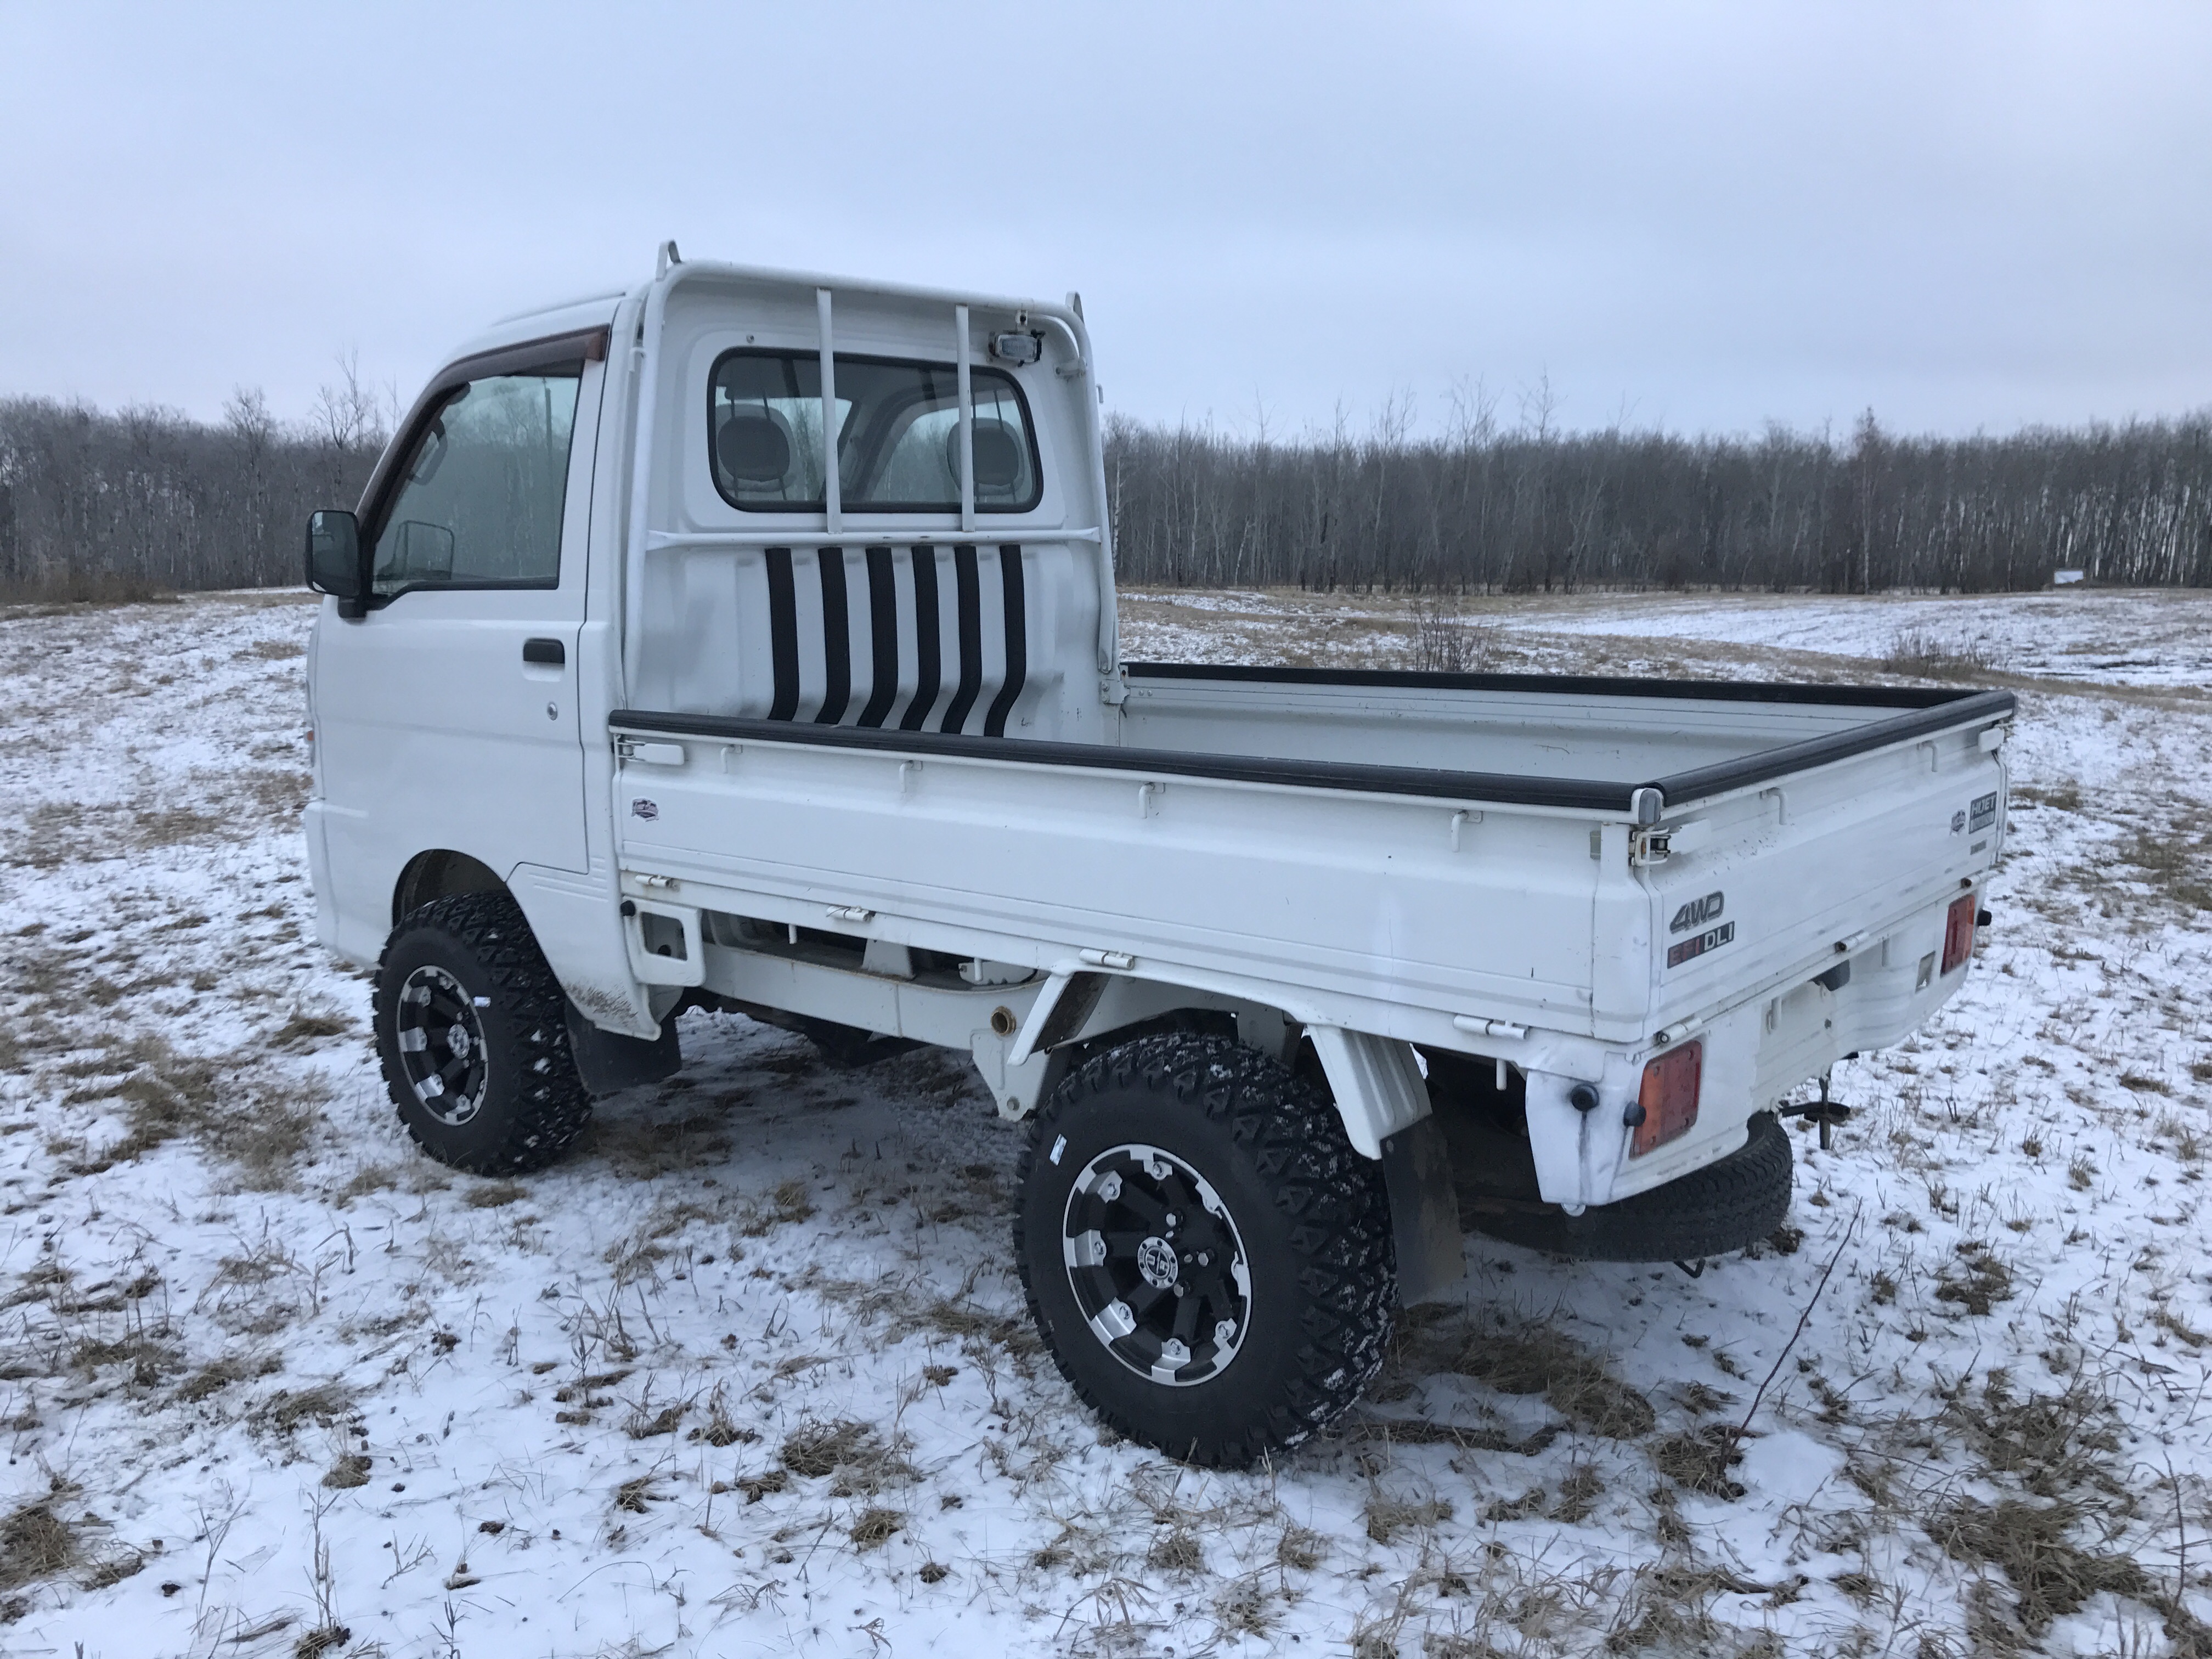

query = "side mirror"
[304,510,364,608]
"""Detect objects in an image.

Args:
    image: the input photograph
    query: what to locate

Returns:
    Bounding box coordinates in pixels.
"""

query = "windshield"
[708,350,1040,514]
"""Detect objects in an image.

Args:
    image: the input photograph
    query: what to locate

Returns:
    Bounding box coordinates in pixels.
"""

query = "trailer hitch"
[1778,1074,1853,1150]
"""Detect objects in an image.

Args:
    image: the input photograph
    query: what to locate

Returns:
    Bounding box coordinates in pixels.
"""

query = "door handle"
[523,638,565,666]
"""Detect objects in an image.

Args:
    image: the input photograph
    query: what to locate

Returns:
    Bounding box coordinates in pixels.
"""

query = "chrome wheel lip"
[393,964,490,1127]
[1060,1141,1251,1388]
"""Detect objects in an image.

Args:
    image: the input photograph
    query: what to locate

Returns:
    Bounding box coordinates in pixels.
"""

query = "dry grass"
[131,807,226,848]
[591,1109,736,1180]
[176,1355,261,1402]
[256,1381,354,1435]
[1451,1324,1656,1439]
[1934,1240,2016,1316]
[777,1418,912,1496]
[65,1034,325,1188]
[849,1508,902,1550]
[1649,1426,1748,1499]
[1882,627,1997,678]
[1145,1530,1205,1573]
[0,1493,78,1592]
[1940,1372,2123,1500]
[1364,1494,1454,1545]
[734,1469,789,1503]
[689,1387,755,1447]
[2117,826,2212,912]
[1276,1525,1324,1572]
[269,1010,348,1047]
[1932,1498,2147,1637]
[739,1177,816,1234]
[321,1454,371,1489]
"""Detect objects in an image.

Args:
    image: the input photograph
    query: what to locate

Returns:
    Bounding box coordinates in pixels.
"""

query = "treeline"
[0,366,388,600]
[1104,405,2212,592]
[6,382,2211,598]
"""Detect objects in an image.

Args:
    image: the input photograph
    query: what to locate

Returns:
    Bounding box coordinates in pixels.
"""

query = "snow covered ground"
[1,587,2208,1658]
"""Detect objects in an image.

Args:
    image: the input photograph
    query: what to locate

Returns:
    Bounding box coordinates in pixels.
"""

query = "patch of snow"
[0,590,2205,1657]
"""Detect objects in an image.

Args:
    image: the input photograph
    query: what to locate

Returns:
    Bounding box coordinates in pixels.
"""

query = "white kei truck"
[302,249,2011,1467]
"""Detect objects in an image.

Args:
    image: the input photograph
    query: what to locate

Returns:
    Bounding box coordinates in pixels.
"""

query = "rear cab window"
[708,350,1041,514]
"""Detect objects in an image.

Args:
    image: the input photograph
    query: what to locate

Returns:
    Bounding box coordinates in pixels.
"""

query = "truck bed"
[609,664,2011,1044]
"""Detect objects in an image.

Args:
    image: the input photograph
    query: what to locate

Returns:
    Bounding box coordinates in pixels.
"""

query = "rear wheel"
[373,892,593,1174]
[1014,1032,1395,1468]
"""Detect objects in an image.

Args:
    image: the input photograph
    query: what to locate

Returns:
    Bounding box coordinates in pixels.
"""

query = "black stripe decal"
[815,549,850,724]
[982,544,1026,737]
[765,546,799,721]
[857,546,900,728]
[940,544,984,733]
[899,548,941,731]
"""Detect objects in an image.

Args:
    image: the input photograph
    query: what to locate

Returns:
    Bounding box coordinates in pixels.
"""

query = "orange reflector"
[1942,894,1977,975]
[1632,1042,1702,1158]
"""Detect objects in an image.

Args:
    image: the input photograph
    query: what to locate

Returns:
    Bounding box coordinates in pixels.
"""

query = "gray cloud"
[3,0,2205,437]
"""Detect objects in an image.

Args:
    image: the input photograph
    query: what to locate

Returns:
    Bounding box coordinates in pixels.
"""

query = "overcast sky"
[3,2,2207,441]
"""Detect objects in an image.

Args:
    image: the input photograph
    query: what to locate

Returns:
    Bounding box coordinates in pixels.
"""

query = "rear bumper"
[1520,885,1980,1211]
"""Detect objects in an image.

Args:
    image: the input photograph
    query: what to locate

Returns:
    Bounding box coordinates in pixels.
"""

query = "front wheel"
[1014,1032,1395,1468]
[373,892,593,1174]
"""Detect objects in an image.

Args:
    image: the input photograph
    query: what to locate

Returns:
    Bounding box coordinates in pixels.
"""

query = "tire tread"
[374,893,593,1175]
[1014,1031,1395,1468]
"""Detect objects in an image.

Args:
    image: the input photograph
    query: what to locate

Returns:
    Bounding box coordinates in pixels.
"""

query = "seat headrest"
[717,413,792,487]
[947,417,1025,495]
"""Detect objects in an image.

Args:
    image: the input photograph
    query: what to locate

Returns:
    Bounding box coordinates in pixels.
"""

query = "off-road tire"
[373,892,593,1175]
[1014,1031,1395,1468]
[1472,1111,1793,1262]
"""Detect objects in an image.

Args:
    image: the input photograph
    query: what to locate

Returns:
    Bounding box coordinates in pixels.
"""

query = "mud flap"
[1380,1115,1466,1305]
[565,999,681,1098]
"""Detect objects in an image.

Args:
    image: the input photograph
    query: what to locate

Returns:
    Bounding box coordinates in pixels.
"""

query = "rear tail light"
[1942,895,1978,974]
[1631,1042,1702,1158]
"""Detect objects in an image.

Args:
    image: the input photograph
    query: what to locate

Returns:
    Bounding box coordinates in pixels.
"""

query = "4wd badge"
[630,798,660,821]
[1669,891,1724,933]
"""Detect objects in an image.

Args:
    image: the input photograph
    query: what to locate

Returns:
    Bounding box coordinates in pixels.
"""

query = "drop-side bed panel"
[606,712,1613,1036]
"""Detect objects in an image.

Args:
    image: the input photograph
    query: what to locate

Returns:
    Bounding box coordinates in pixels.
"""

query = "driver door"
[312,343,601,963]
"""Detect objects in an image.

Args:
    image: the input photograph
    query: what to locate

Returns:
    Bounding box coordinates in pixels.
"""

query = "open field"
[0,586,2208,1657]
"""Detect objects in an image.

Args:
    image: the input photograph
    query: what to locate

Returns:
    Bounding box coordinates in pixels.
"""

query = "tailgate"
[1637,698,2011,1032]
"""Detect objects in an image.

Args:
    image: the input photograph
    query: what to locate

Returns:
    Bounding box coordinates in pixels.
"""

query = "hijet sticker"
[1667,920,1734,969]
[1969,791,1999,832]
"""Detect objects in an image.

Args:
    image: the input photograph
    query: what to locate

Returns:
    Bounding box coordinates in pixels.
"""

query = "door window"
[371,369,583,597]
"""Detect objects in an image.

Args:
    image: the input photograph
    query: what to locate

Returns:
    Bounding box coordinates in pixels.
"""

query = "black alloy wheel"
[390,963,490,1126]
[1060,1142,1252,1386]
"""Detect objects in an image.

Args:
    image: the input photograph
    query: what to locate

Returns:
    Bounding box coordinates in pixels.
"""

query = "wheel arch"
[393,849,509,926]
[1039,975,1302,1077]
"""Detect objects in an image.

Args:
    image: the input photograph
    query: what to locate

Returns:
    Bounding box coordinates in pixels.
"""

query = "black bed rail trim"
[1649,687,2013,802]
[612,709,1639,810]
[611,681,2014,815]
[1126,659,1983,710]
